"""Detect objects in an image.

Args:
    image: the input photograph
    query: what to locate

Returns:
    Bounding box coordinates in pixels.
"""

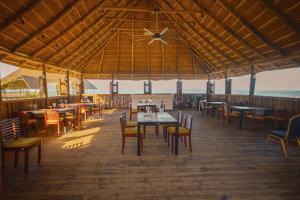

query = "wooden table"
[230,106,268,128]
[137,112,178,156]
[206,102,223,117]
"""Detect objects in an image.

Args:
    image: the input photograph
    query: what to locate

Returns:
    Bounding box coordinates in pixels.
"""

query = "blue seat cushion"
[269,130,286,138]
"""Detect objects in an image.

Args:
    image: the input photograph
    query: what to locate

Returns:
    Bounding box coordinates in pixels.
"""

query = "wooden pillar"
[224,72,232,102]
[80,74,84,95]
[144,80,152,94]
[0,67,2,120]
[42,64,48,106]
[176,80,182,95]
[66,70,70,102]
[249,65,256,106]
[206,75,212,101]
[110,74,119,108]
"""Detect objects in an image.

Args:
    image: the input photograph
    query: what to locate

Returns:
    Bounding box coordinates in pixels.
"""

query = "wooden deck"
[1,110,300,200]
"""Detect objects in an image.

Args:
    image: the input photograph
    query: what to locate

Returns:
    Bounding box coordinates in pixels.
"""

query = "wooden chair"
[18,111,38,137]
[222,103,240,126]
[80,105,90,121]
[0,118,41,173]
[91,102,103,119]
[121,111,137,127]
[129,103,138,120]
[200,101,212,117]
[245,109,266,128]
[266,114,300,159]
[167,114,193,152]
[65,106,82,131]
[120,114,143,154]
[45,110,64,136]
[163,111,183,142]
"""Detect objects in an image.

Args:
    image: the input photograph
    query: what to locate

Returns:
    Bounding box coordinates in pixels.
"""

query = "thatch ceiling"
[0,0,299,80]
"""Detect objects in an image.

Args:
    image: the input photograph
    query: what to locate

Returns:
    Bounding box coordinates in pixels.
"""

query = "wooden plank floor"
[1,110,300,200]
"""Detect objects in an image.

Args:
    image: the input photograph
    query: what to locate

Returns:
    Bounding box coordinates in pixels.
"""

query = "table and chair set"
[200,100,300,159]
[121,101,193,156]
[0,101,104,173]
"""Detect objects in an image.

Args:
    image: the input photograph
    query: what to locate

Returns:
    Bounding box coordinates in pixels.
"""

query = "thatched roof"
[0,0,299,80]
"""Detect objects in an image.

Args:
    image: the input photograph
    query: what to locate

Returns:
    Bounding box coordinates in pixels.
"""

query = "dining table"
[137,112,178,156]
[137,102,158,112]
[230,106,269,129]
[206,101,224,117]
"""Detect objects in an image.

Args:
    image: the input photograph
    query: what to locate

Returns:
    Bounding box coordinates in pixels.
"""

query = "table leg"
[137,124,141,156]
[239,110,244,129]
[175,123,179,155]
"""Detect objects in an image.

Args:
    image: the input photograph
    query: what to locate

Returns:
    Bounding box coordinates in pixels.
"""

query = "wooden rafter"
[99,48,105,73]
[12,0,82,52]
[260,0,300,37]
[217,0,286,56]
[102,6,203,14]
[116,30,120,73]
[31,0,107,57]
[106,17,194,23]
[0,0,42,33]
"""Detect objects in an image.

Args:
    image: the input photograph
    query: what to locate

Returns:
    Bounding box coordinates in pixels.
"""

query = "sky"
[1,62,299,92]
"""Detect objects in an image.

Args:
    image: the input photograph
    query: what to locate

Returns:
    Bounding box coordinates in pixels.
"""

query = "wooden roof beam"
[217,0,286,56]
[50,0,135,64]
[62,11,132,67]
[102,6,202,15]
[260,0,300,37]
[31,0,107,57]
[0,0,42,33]
[171,0,251,63]
[105,16,194,23]
[12,0,83,52]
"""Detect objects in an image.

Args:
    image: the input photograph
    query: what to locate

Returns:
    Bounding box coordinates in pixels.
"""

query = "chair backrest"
[184,114,193,133]
[0,118,22,145]
[223,103,229,117]
[177,111,183,125]
[286,114,300,139]
[119,114,127,134]
[121,111,127,121]
[19,111,29,122]
[45,110,59,123]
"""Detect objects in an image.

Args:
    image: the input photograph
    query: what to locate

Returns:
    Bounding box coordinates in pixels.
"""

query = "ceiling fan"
[134,10,175,45]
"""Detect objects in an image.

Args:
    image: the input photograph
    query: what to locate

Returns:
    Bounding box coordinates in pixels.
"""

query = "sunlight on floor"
[58,127,100,150]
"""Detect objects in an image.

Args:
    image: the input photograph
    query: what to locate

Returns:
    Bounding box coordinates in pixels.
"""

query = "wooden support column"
[224,72,232,102]
[66,70,70,102]
[110,74,119,108]
[249,65,256,106]
[206,75,213,101]
[0,67,2,120]
[80,74,84,97]
[42,64,48,107]
[176,80,182,95]
[144,75,152,95]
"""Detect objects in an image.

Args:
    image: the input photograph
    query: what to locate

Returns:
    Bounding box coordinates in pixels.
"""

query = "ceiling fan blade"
[148,39,155,45]
[160,27,169,35]
[144,28,154,36]
[160,39,168,45]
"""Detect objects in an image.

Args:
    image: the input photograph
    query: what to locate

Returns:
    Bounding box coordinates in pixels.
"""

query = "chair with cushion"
[200,101,212,117]
[91,102,103,119]
[120,114,143,154]
[222,103,240,126]
[266,114,300,159]
[129,103,138,120]
[245,109,266,128]
[65,106,82,131]
[167,114,193,152]
[18,111,38,137]
[121,111,137,127]
[45,110,64,136]
[163,111,183,142]
[0,118,41,173]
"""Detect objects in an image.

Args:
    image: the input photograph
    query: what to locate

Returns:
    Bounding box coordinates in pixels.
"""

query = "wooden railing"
[210,94,300,114]
[0,95,79,120]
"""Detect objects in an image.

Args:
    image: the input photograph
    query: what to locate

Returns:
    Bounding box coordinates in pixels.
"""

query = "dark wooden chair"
[120,114,143,154]
[167,114,193,152]
[0,118,41,173]
[65,106,82,131]
[266,114,300,159]
[163,111,183,142]
[200,101,212,117]
[222,103,240,126]
[18,111,38,137]
[129,103,138,120]
[91,102,103,119]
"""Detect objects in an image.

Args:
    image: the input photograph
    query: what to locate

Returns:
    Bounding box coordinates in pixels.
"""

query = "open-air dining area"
[0,0,300,199]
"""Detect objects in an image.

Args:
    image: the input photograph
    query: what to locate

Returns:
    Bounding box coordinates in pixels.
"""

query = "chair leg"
[171,135,174,153]
[57,124,60,136]
[280,139,288,159]
[184,136,187,147]
[34,124,38,135]
[155,125,159,138]
[189,135,192,152]
[121,137,125,154]
[143,125,146,138]
[38,144,41,164]
[180,136,183,143]
[141,137,143,154]
[24,149,29,173]
[167,133,170,147]
[14,150,19,166]
[1,151,4,172]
